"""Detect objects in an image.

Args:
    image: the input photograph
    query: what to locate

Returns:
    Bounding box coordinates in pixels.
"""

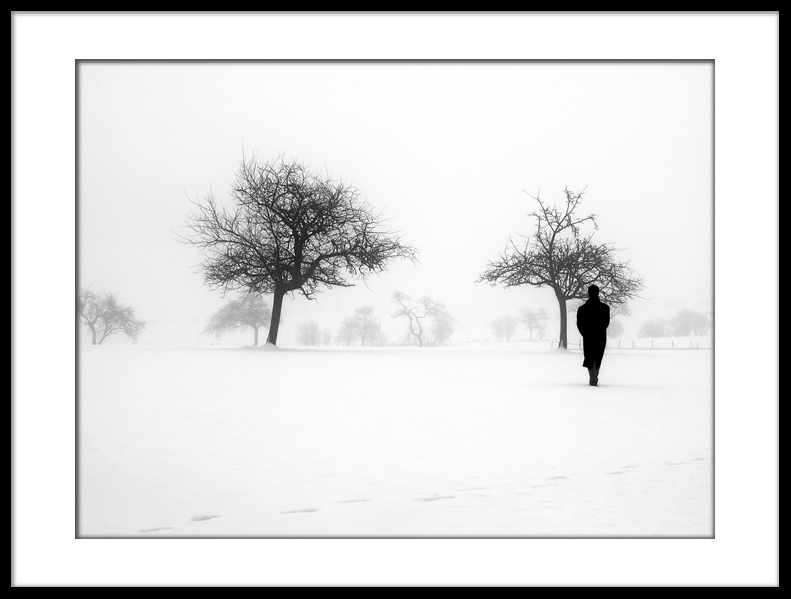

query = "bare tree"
[78,288,145,345]
[337,317,357,346]
[479,187,643,349]
[352,305,383,347]
[296,320,321,346]
[430,305,456,346]
[180,154,416,346]
[519,307,547,340]
[205,294,271,346]
[491,314,518,341]
[393,291,454,347]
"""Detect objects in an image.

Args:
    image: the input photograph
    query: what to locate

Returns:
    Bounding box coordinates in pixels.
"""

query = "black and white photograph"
[13,12,778,587]
[75,58,714,540]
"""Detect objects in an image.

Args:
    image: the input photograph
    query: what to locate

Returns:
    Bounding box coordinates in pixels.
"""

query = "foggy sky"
[78,60,713,346]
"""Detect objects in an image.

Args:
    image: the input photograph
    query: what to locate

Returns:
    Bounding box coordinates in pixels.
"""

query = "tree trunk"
[253,326,259,346]
[266,289,285,346]
[415,317,424,348]
[407,316,424,347]
[554,288,568,349]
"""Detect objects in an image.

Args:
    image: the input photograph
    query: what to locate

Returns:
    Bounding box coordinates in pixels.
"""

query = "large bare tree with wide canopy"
[479,187,643,349]
[181,155,416,346]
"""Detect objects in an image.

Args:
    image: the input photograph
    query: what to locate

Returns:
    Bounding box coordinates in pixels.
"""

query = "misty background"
[77,61,713,347]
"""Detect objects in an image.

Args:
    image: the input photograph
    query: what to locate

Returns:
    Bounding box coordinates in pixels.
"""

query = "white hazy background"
[78,60,712,347]
[13,12,777,587]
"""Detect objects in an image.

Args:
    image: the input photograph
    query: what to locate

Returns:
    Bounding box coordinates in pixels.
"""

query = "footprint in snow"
[189,514,222,522]
[281,508,321,514]
[138,526,173,533]
[665,461,687,466]
[337,499,371,504]
[420,495,455,502]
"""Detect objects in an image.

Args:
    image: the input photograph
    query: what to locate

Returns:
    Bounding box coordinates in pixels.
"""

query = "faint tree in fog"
[606,303,632,339]
[352,305,385,347]
[180,154,416,346]
[392,291,448,348]
[491,314,518,341]
[519,307,547,340]
[639,318,669,338]
[338,317,357,346]
[296,320,321,346]
[78,288,145,345]
[430,305,456,346]
[205,293,271,346]
[320,327,333,346]
[479,187,643,349]
[607,318,625,338]
[669,309,711,336]
[391,292,455,347]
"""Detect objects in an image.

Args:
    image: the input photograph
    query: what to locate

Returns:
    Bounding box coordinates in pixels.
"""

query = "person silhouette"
[576,285,610,386]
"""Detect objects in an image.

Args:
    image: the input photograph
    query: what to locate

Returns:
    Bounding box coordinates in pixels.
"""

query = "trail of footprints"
[137,457,711,533]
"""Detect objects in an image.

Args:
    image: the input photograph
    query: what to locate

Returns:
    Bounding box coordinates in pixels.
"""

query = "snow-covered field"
[78,343,713,539]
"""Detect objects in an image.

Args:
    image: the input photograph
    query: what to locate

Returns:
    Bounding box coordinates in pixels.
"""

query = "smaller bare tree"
[392,291,449,348]
[491,314,518,342]
[78,288,145,345]
[352,305,384,347]
[337,318,357,346]
[296,320,321,346]
[519,307,547,340]
[205,294,271,346]
[430,306,456,346]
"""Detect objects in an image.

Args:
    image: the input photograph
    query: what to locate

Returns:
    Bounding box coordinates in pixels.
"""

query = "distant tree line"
[638,309,711,338]
[490,307,548,342]
[83,158,662,350]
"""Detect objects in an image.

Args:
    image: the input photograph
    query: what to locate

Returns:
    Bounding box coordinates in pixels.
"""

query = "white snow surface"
[78,343,713,538]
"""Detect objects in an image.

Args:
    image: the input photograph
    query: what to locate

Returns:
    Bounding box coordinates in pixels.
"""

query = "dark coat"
[576,297,610,369]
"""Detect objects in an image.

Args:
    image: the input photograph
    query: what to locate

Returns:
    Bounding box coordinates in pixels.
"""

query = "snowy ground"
[78,342,713,538]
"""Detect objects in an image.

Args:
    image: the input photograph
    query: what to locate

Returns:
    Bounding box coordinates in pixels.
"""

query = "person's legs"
[587,367,598,386]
